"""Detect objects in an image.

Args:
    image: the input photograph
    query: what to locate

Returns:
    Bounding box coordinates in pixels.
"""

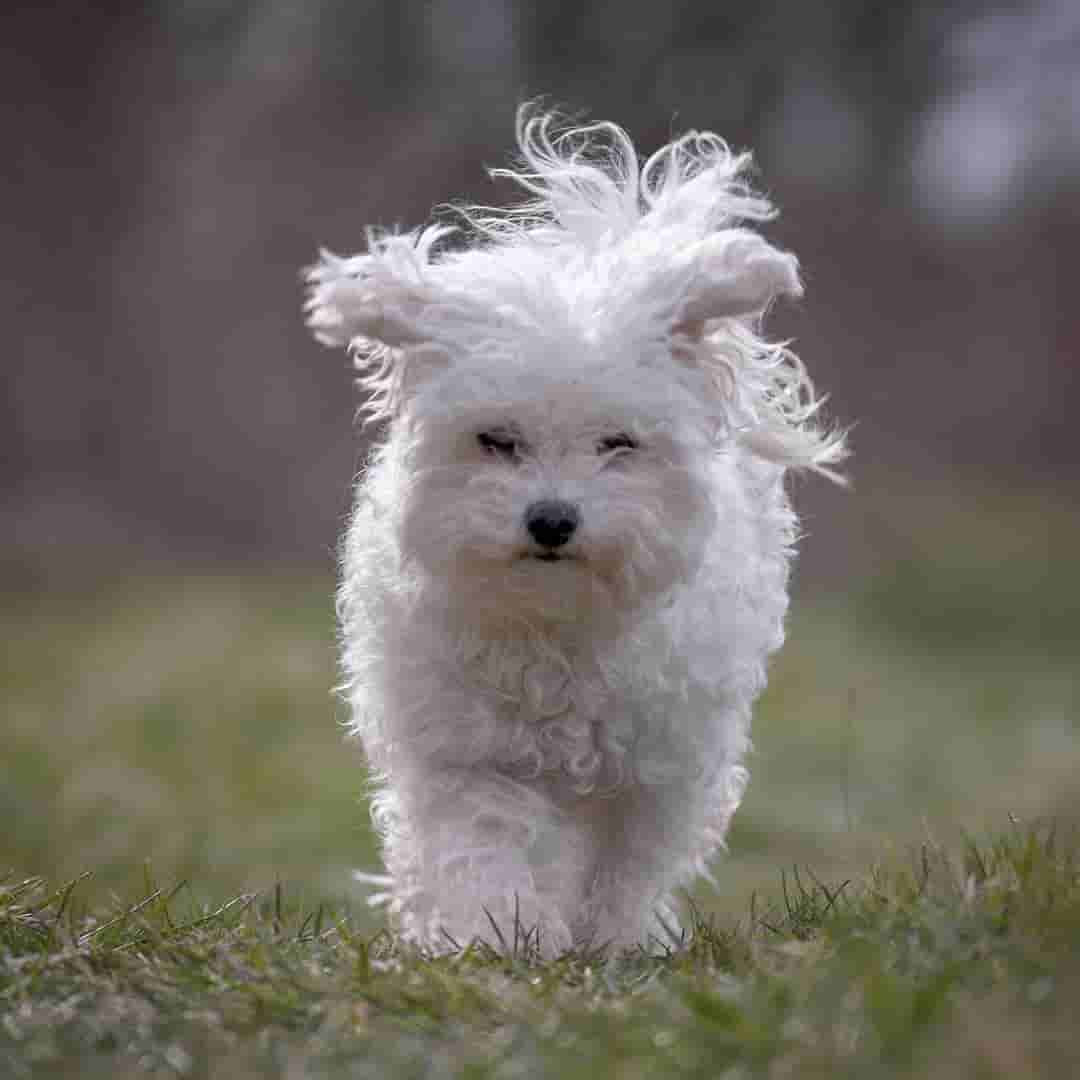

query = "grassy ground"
[1,488,1078,1074]
[2,826,1079,1077]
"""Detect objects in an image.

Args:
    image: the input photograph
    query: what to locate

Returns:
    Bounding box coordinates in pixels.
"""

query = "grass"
[0,572,376,912]
[1,486,1078,1074]
[2,824,1079,1077]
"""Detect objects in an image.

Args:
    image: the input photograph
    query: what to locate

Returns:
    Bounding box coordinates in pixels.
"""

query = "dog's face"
[310,115,846,630]
[385,355,719,628]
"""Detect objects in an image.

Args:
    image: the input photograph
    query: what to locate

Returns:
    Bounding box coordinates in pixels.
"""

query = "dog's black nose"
[525,500,580,549]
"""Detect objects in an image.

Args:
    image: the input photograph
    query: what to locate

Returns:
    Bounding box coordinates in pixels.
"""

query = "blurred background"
[2,1,1077,922]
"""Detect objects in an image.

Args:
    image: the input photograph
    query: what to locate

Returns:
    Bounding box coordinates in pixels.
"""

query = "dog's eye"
[477,431,520,460]
[597,433,638,455]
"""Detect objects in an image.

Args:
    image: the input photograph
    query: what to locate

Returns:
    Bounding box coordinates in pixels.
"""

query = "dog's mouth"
[520,550,575,564]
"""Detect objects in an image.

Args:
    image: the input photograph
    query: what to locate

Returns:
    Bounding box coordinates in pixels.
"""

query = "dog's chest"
[484,655,638,799]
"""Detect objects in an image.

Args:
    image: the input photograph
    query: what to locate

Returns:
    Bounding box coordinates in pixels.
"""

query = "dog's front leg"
[388,766,577,956]
[581,785,695,951]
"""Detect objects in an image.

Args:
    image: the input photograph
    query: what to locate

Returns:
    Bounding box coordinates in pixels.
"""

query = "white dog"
[305,111,844,955]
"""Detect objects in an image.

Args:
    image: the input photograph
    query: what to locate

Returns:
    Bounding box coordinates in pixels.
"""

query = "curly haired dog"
[305,111,844,954]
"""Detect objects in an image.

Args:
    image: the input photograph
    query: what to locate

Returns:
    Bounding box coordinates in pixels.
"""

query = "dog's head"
[307,111,844,629]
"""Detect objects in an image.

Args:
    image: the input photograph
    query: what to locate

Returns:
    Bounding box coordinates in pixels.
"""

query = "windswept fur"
[306,110,845,954]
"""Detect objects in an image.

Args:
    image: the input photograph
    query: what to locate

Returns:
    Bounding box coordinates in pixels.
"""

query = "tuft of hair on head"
[465,105,778,249]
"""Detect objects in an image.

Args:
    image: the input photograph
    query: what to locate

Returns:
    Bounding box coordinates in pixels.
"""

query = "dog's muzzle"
[525,500,580,556]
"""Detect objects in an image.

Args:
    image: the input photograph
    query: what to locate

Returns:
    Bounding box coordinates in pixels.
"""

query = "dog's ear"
[667,230,847,478]
[674,230,801,337]
[304,227,452,349]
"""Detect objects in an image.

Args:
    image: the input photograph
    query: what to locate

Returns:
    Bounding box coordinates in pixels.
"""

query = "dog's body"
[306,113,843,954]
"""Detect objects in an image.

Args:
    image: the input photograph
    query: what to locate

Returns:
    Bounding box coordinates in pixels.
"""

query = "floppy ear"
[304,227,451,349]
[666,229,846,478]
[675,230,802,335]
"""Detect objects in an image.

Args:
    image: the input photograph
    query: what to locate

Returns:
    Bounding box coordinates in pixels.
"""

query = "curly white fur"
[305,109,845,955]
